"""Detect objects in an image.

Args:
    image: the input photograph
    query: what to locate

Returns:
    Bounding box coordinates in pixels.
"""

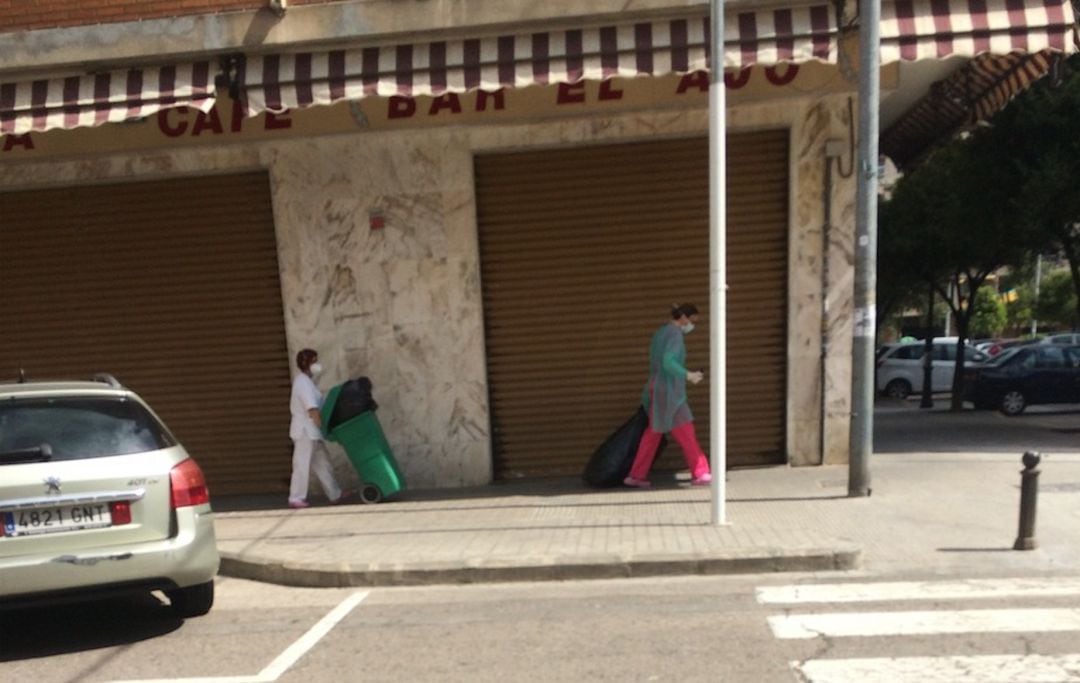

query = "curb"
[218,546,861,588]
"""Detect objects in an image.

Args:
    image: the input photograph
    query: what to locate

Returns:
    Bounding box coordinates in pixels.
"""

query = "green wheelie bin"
[321,383,405,503]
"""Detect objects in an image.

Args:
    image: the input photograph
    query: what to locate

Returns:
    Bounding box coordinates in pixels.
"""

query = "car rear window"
[0,396,176,463]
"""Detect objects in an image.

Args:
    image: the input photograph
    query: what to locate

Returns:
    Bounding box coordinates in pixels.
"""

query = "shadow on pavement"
[212,473,683,512]
[937,547,1013,553]
[0,594,181,661]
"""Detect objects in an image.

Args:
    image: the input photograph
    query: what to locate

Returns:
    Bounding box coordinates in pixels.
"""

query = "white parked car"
[0,375,219,617]
[876,340,990,399]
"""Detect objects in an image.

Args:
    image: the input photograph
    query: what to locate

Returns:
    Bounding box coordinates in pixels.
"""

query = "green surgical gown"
[640,322,693,433]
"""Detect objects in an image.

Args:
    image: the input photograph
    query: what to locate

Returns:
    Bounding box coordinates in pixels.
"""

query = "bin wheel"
[359,485,383,504]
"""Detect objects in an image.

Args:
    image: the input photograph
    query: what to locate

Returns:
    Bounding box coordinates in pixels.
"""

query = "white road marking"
[793,654,1080,683]
[768,608,1080,639]
[110,590,369,683]
[257,590,369,680]
[757,577,1080,605]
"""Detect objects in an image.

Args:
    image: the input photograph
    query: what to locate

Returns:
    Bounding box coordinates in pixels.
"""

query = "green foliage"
[985,55,1080,326]
[1005,282,1035,334]
[881,54,1080,340]
[969,286,1007,338]
[879,130,1027,329]
[1035,269,1079,330]
[879,112,1031,410]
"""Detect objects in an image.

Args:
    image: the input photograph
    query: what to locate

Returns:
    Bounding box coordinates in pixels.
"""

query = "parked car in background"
[876,340,990,399]
[977,338,1039,357]
[1041,332,1080,346]
[876,342,903,361]
[0,376,219,617]
[964,345,1080,416]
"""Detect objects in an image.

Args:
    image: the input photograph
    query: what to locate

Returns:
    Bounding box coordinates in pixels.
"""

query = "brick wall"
[0,0,337,33]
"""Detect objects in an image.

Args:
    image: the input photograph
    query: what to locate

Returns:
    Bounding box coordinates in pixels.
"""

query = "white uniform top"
[290,372,323,441]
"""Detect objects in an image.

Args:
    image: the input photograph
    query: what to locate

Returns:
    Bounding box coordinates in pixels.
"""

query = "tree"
[1035,269,1079,330]
[879,130,1028,410]
[969,286,1007,338]
[990,54,1080,327]
[1005,282,1036,336]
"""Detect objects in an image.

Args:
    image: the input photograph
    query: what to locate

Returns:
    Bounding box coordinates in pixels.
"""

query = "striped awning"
[0,62,216,136]
[880,0,1077,167]
[1,1,1075,135]
[880,0,1076,63]
[882,49,1061,166]
[239,9,838,116]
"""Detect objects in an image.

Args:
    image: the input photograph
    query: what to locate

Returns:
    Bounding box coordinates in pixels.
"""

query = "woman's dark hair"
[671,303,699,319]
[296,348,318,371]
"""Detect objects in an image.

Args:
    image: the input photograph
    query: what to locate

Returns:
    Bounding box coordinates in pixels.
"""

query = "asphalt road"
[874,399,1080,455]
[5,403,1080,681]
[6,571,1080,682]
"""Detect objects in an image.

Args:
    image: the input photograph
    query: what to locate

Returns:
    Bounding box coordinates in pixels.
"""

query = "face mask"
[682,323,695,335]
[309,362,324,377]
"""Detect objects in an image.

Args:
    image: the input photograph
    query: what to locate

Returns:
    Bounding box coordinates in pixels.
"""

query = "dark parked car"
[964,345,1080,416]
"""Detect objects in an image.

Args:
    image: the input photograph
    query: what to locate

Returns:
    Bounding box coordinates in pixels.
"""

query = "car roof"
[897,338,963,344]
[0,380,133,399]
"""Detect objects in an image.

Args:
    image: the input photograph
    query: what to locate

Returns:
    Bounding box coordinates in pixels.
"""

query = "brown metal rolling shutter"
[476,132,788,478]
[0,172,292,495]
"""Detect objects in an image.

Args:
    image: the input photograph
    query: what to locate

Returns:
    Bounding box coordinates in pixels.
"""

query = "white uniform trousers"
[289,438,342,503]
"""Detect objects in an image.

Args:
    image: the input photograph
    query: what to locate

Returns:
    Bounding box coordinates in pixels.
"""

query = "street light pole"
[709,0,728,524]
[1032,253,1042,337]
[849,0,880,497]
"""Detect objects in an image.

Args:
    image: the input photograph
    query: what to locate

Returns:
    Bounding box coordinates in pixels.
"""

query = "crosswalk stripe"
[757,577,1080,605]
[768,608,1080,639]
[792,654,1080,683]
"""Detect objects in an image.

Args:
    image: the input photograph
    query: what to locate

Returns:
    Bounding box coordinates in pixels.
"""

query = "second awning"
[238,8,837,116]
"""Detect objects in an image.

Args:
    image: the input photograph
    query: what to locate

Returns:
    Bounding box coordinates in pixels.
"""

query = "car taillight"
[110,500,133,525]
[170,458,210,508]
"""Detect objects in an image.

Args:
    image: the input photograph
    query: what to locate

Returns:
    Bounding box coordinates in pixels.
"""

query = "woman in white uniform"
[288,348,350,508]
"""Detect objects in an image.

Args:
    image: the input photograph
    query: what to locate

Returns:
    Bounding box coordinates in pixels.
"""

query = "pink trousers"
[628,420,711,480]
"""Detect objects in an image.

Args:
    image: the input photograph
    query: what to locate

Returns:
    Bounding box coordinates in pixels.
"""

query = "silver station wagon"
[0,376,219,618]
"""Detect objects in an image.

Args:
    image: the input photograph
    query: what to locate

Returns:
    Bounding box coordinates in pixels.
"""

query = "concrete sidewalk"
[212,452,1080,587]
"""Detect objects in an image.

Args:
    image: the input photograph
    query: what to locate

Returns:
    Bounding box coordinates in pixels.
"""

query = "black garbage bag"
[582,406,666,488]
[328,377,378,430]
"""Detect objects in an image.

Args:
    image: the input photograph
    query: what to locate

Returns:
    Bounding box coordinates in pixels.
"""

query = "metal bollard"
[1013,451,1042,551]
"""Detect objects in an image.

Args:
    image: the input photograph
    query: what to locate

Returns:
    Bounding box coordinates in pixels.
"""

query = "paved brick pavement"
[212,451,1080,587]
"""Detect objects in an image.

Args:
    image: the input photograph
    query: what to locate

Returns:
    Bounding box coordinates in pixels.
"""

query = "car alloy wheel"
[1000,390,1027,416]
[885,379,912,400]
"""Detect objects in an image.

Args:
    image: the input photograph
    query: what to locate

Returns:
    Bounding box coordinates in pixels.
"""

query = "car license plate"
[2,503,112,537]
